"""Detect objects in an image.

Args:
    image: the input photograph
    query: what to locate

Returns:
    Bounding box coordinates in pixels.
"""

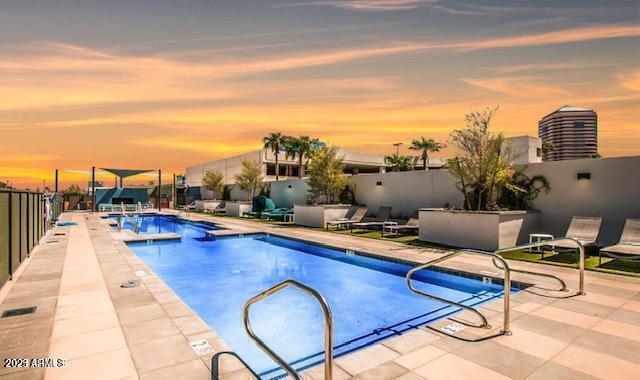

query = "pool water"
[127,217,514,378]
[108,214,218,236]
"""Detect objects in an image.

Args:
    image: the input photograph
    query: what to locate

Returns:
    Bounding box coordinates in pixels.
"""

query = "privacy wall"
[201,156,639,246]
[0,190,50,288]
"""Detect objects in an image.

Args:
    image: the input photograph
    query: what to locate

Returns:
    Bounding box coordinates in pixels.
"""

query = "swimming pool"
[107,214,218,236]
[127,216,515,378]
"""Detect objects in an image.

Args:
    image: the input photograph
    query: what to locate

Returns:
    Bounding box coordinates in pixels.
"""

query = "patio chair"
[381,217,419,237]
[599,219,640,264]
[326,207,368,230]
[351,206,392,232]
[543,216,602,258]
[184,201,197,210]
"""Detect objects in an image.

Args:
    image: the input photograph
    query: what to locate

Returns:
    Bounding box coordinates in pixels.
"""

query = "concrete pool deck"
[0,211,638,380]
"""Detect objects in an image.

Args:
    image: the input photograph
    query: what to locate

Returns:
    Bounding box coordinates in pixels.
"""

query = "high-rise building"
[538,105,598,161]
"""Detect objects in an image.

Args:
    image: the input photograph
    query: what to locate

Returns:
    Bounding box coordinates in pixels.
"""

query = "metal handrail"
[211,351,260,380]
[406,250,512,339]
[176,207,190,219]
[494,236,585,296]
[243,279,334,380]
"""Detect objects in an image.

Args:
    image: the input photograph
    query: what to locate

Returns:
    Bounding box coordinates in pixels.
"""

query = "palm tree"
[385,154,414,172]
[263,132,285,181]
[409,137,444,170]
[284,135,320,178]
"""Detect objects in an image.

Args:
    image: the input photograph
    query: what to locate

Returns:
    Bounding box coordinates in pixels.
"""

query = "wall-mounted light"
[376,181,383,186]
[577,172,591,180]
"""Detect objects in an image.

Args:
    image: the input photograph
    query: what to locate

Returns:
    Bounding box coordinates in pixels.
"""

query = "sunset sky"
[1,0,639,189]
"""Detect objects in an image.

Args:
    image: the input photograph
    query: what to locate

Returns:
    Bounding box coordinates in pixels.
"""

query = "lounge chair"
[382,217,419,237]
[184,201,197,210]
[261,208,293,221]
[326,207,368,230]
[242,196,276,218]
[212,201,226,214]
[542,216,602,258]
[599,219,640,264]
[351,206,392,232]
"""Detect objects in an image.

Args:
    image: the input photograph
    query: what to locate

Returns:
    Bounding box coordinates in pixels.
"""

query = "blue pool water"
[108,214,218,236]
[127,216,514,378]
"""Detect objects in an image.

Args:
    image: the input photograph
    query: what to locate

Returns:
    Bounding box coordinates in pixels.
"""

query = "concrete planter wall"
[293,204,353,228]
[419,209,539,251]
[194,200,221,212]
[225,201,252,217]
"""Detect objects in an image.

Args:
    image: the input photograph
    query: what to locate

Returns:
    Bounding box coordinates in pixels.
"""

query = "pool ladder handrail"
[406,250,512,340]
[176,207,191,219]
[405,236,586,341]
[211,351,260,380]
[492,236,585,297]
[243,279,334,380]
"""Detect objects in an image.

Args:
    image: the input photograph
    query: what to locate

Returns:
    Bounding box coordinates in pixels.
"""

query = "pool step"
[110,230,182,242]
[205,228,260,237]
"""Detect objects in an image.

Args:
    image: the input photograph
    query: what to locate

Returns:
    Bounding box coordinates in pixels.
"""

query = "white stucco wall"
[350,170,464,218]
[525,156,640,245]
[268,179,310,207]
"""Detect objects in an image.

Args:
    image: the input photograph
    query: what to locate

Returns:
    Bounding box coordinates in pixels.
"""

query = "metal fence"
[0,189,54,288]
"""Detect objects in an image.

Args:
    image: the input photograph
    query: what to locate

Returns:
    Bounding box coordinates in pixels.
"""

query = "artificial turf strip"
[498,249,640,278]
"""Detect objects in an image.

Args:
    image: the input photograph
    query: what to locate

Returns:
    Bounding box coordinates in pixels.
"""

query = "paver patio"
[1,211,639,380]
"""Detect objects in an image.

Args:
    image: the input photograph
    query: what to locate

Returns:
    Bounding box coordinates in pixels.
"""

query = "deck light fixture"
[577,172,591,180]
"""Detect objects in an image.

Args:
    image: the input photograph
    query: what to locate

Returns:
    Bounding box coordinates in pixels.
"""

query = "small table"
[381,221,399,237]
[529,233,555,257]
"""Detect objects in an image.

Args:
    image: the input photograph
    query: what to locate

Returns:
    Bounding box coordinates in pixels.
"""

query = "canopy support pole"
[91,166,96,213]
[158,169,162,211]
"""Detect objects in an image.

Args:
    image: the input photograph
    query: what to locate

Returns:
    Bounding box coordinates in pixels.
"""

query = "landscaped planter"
[293,204,353,228]
[419,209,539,251]
[225,201,252,217]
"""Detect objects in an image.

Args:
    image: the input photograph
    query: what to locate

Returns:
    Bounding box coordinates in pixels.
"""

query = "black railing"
[0,189,52,288]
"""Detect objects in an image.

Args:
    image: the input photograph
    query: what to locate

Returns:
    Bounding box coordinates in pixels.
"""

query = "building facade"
[506,135,542,165]
[184,148,391,188]
[538,106,598,161]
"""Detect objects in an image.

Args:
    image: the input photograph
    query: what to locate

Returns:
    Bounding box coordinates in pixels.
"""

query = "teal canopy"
[100,168,154,179]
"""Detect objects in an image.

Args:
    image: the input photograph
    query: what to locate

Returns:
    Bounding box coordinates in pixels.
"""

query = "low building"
[185,148,389,187]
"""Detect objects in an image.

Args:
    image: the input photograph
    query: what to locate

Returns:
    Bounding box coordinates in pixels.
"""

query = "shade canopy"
[100,168,155,179]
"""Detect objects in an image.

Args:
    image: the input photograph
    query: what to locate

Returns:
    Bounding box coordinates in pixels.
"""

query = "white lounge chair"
[326,207,368,230]
[542,216,602,259]
[382,217,419,237]
[599,219,640,264]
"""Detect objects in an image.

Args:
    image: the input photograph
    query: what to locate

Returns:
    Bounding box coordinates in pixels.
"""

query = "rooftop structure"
[538,105,598,161]
[506,135,542,165]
